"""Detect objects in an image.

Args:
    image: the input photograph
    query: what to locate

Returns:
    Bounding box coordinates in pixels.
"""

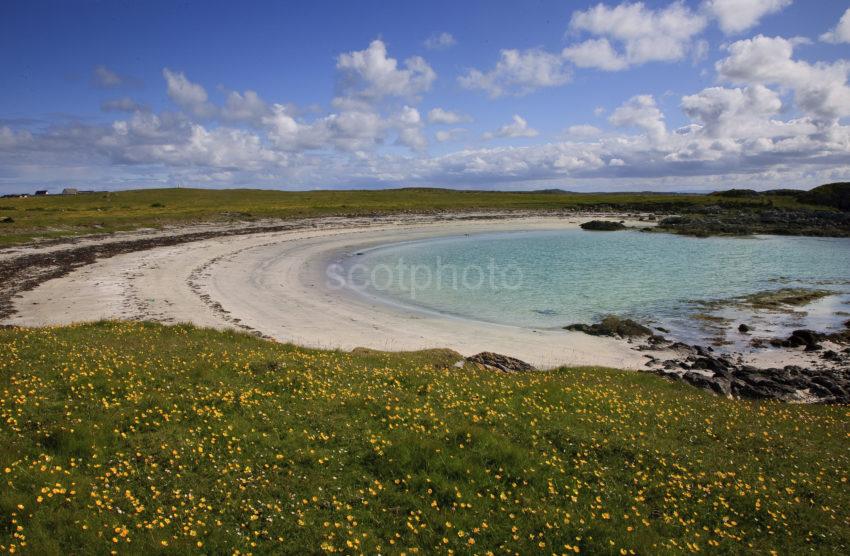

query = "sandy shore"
[4,215,668,369]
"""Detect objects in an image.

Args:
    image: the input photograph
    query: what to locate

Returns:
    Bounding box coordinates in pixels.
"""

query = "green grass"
[1,322,847,554]
[0,187,815,246]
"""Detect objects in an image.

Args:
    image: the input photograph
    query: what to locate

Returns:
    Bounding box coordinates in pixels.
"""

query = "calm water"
[342,229,850,349]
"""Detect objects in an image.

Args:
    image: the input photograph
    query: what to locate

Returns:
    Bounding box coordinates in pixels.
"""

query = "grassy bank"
[1,322,847,554]
[0,187,815,246]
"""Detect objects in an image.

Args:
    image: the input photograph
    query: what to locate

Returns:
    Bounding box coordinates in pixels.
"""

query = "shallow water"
[342,229,850,350]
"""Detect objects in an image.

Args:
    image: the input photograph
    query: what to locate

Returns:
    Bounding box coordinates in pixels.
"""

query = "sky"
[1,0,850,193]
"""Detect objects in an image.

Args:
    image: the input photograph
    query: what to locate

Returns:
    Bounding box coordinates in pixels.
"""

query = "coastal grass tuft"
[1,322,847,554]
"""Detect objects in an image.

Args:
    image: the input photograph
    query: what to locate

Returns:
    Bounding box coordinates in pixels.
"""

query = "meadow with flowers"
[1,321,848,554]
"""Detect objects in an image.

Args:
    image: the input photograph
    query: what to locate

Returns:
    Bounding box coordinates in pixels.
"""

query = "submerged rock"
[466,352,535,373]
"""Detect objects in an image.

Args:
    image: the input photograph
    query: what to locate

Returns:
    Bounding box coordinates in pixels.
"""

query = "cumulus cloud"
[459,49,571,97]
[562,38,628,71]
[427,108,470,124]
[681,85,783,138]
[609,95,667,140]
[222,90,269,124]
[262,103,386,153]
[163,68,216,118]
[424,32,456,50]
[704,0,792,35]
[563,1,707,70]
[393,106,428,151]
[716,35,850,121]
[483,115,539,139]
[336,39,436,101]
[821,7,850,44]
[5,21,850,193]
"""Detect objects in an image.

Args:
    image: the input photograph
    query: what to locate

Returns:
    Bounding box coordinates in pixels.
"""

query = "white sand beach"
[4,215,665,369]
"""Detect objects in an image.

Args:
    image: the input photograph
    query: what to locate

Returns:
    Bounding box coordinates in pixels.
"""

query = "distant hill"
[798,182,850,211]
[710,183,850,211]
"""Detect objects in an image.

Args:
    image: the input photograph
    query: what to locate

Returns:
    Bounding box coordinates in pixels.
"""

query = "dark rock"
[466,352,535,373]
[821,350,841,362]
[694,345,713,357]
[682,371,732,397]
[791,329,823,347]
[690,356,730,373]
[579,220,627,231]
[0,216,13,224]
[564,315,652,338]
[803,343,822,352]
[738,323,751,333]
[668,342,695,354]
[644,344,850,403]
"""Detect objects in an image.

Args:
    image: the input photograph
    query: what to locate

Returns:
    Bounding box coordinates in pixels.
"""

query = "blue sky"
[1,0,849,192]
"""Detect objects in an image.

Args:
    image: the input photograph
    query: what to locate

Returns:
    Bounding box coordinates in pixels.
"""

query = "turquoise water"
[343,229,850,349]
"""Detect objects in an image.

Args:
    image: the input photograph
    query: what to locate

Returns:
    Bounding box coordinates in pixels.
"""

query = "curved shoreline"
[3,215,659,369]
[3,213,845,372]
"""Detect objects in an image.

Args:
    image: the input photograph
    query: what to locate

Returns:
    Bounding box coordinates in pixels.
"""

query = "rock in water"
[738,323,751,333]
[466,352,535,373]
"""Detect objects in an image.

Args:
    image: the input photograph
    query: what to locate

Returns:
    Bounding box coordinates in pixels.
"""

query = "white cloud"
[609,95,667,140]
[427,108,470,124]
[821,7,850,44]
[564,1,707,70]
[101,97,146,113]
[704,0,792,35]
[336,39,436,101]
[393,106,428,151]
[566,124,603,138]
[681,85,784,138]
[222,90,269,124]
[424,32,456,50]
[262,103,387,153]
[163,68,216,118]
[562,38,628,71]
[435,128,467,142]
[459,49,570,97]
[6,22,850,193]
[484,115,539,139]
[92,65,124,88]
[716,35,850,121]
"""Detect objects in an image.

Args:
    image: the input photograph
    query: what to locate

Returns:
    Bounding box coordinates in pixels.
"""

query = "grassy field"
[1,322,847,554]
[0,187,814,246]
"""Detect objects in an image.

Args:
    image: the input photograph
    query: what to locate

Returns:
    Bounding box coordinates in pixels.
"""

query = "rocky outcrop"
[467,352,535,373]
[655,208,850,238]
[769,328,850,351]
[647,345,850,404]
